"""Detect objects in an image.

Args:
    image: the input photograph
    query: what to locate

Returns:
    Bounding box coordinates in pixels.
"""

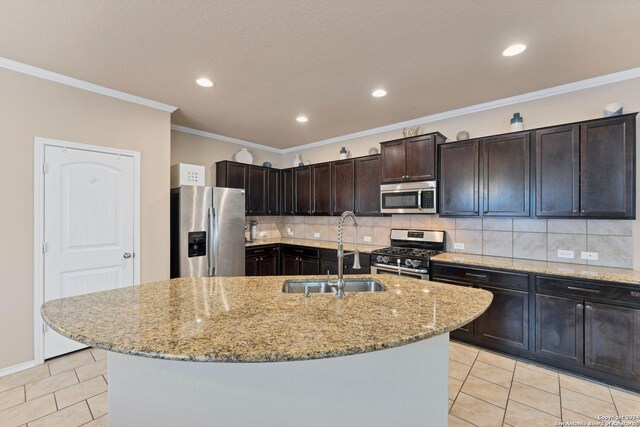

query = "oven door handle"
[417,190,422,211]
[372,263,430,274]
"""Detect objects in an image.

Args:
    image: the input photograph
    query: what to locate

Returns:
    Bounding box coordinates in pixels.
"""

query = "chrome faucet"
[336,211,361,298]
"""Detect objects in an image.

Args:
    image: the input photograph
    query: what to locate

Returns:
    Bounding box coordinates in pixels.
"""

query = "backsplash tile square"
[587,220,632,236]
[547,233,587,264]
[513,219,547,233]
[391,215,411,228]
[513,232,547,261]
[455,230,483,255]
[482,231,513,257]
[587,235,633,268]
[456,218,482,230]
[547,219,586,235]
[483,218,513,231]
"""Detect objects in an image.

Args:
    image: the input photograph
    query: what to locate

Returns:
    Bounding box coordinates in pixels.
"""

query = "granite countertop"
[246,237,386,254]
[431,253,640,286]
[41,275,492,363]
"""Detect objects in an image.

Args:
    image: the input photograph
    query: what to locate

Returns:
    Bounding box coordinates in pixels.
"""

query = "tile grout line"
[500,360,516,426]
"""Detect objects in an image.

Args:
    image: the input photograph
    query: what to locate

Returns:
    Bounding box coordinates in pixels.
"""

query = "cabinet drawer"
[535,276,640,308]
[431,263,529,291]
[246,245,278,257]
[281,245,319,259]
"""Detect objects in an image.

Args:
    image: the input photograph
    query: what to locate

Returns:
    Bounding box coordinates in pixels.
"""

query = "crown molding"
[178,65,640,155]
[170,124,283,153]
[0,56,177,113]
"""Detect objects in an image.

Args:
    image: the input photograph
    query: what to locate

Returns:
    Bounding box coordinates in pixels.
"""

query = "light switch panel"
[454,242,465,250]
[581,251,599,260]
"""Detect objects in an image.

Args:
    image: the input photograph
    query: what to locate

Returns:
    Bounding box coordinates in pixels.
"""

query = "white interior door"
[43,145,135,359]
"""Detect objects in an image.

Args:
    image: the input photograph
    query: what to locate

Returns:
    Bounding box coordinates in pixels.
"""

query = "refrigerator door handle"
[213,207,219,276]
[208,207,216,276]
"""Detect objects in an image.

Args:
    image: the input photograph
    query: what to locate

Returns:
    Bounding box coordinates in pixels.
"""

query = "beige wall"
[0,68,171,370]
[171,130,282,187]
[285,78,640,270]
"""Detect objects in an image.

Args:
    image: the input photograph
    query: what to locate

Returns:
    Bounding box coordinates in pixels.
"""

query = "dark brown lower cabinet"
[584,301,640,380]
[432,262,640,391]
[245,246,279,276]
[281,254,300,275]
[300,258,320,275]
[430,264,528,350]
[320,259,339,275]
[476,285,529,350]
[535,294,583,365]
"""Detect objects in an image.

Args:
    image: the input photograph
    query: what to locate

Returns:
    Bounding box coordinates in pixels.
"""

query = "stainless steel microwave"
[380,181,437,214]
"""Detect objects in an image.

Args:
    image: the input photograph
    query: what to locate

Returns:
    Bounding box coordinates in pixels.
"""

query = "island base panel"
[108,333,449,426]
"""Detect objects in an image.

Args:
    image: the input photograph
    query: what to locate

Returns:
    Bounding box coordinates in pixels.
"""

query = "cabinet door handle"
[567,286,600,294]
[465,273,488,279]
[581,209,586,214]
[576,303,584,309]
[585,304,593,311]
[573,209,578,214]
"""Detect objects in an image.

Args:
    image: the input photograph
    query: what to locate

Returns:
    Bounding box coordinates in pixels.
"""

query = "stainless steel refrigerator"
[171,186,245,278]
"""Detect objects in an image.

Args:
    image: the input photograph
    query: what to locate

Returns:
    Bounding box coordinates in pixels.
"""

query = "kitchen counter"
[245,237,385,253]
[41,274,491,363]
[431,252,640,285]
[42,275,490,425]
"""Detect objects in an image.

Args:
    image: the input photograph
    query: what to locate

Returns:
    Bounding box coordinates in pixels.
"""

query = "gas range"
[370,229,445,279]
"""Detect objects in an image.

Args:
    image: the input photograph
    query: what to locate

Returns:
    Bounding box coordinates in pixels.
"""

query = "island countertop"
[41,275,492,363]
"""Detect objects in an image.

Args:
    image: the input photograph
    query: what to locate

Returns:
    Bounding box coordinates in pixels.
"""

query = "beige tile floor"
[1,341,639,426]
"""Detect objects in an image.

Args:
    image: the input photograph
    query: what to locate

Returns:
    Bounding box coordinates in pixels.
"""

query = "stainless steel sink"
[282,279,386,294]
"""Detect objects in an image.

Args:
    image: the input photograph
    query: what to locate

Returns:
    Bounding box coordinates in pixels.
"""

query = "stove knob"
[411,260,421,268]
[376,255,383,262]
[405,259,413,266]
[382,256,390,263]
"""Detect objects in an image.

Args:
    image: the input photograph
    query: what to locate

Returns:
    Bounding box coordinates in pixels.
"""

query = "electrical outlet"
[363,236,372,242]
[557,250,574,259]
[581,251,599,260]
[259,231,267,237]
[314,232,320,238]
[286,227,293,236]
[454,242,465,250]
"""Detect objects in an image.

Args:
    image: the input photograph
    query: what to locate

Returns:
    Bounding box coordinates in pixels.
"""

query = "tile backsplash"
[246,215,634,269]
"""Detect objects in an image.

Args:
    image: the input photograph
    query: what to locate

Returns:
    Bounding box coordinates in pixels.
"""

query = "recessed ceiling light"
[372,89,387,98]
[196,77,214,87]
[502,44,527,57]
[296,115,308,123]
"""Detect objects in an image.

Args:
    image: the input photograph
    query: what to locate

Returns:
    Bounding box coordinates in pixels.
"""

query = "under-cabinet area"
[431,259,640,391]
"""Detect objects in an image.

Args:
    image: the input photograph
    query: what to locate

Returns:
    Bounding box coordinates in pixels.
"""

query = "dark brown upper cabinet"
[312,163,332,215]
[380,133,445,183]
[483,132,530,217]
[266,169,280,215]
[439,140,480,216]
[580,115,635,218]
[534,114,636,219]
[354,155,381,215]
[294,166,312,215]
[332,159,355,214]
[282,168,294,215]
[535,125,580,217]
[216,161,278,216]
[216,161,246,189]
[247,166,267,215]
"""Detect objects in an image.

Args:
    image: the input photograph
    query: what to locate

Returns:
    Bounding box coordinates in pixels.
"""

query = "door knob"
[123,252,132,259]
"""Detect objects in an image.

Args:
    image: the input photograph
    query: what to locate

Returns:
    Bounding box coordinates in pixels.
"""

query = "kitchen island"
[42,275,491,426]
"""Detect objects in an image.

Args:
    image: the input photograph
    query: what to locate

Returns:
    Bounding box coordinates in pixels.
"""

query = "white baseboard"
[0,360,39,378]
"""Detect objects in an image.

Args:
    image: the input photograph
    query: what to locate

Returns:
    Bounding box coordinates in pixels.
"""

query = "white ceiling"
[1,1,640,149]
